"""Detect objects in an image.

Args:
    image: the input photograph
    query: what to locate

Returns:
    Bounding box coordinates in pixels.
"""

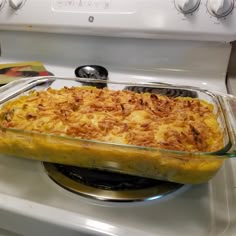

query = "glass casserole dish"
[0,76,235,185]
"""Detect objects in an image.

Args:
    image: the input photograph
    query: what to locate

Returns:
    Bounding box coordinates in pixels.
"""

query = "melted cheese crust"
[0,86,223,153]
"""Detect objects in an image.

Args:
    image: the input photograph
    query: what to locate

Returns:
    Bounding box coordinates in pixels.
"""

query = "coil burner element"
[124,86,198,98]
[43,163,184,202]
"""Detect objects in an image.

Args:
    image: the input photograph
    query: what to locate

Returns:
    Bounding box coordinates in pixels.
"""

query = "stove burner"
[125,86,198,98]
[75,65,108,89]
[54,164,165,190]
[43,163,184,202]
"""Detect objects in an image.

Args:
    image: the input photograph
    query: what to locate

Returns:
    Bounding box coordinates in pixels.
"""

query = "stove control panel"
[0,0,235,42]
[53,0,135,13]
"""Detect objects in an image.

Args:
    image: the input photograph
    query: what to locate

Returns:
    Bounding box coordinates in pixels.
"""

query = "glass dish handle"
[215,91,236,157]
[0,76,55,104]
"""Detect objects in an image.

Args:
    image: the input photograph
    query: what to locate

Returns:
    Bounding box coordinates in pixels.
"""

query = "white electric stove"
[0,0,236,236]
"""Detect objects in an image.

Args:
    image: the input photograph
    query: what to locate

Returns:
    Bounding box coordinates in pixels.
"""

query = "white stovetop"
[0,30,235,236]
[0,61,234,236]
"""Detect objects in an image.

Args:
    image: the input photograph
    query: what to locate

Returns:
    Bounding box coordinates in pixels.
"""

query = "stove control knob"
[0,0,5,9]
[207,0,234,17]
[9,0,25,9]
[175,0,201,14]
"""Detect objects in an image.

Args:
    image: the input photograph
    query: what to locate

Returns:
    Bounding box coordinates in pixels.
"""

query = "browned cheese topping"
[0,86,223,152]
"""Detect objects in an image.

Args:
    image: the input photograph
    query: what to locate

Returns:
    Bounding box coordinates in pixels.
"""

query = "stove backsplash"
[0,31,231,81]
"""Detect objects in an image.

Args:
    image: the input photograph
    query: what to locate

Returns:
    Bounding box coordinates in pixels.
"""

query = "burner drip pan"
[43,163,184,202]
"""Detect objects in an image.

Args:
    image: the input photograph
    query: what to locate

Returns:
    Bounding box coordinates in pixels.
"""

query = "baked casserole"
[0,85,225,184]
